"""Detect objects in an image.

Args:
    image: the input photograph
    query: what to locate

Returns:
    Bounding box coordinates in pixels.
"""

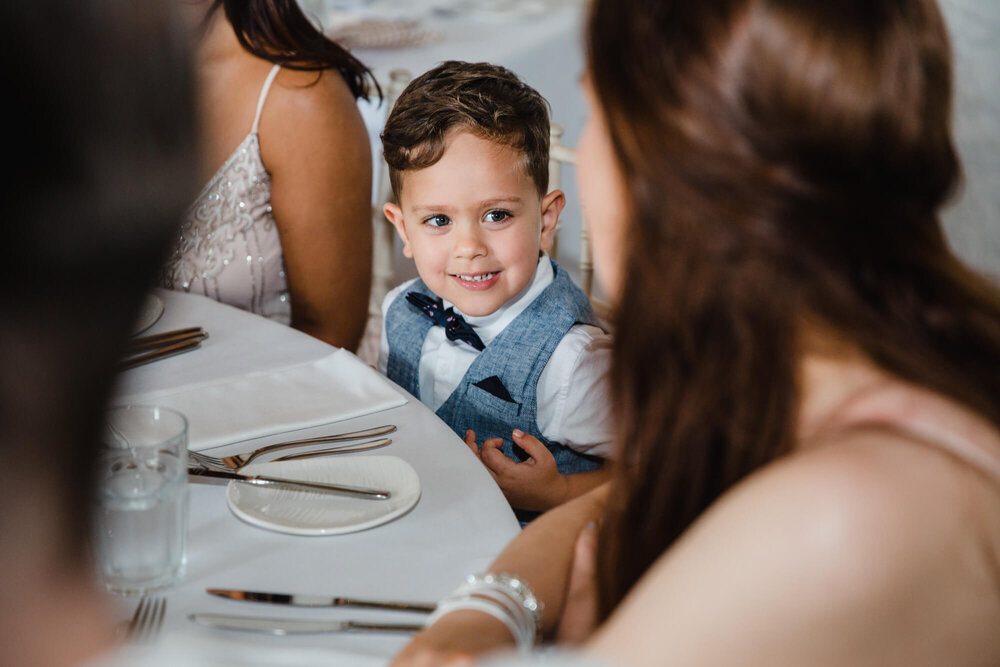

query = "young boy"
[377,61,613,517]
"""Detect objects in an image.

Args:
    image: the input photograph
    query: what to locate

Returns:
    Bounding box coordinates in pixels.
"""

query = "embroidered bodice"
[160,65,290,323]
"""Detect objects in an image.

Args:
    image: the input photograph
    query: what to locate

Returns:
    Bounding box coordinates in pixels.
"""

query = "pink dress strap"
[836,382,1000,484]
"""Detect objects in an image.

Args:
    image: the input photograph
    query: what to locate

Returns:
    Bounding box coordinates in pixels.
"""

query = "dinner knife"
[189,613,424,635]
[121,337,204,370]
[207,588,436,613]
[187,468,391,500]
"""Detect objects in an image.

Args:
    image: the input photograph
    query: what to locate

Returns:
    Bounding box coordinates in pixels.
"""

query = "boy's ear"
[383,203,414,258]
[539,189,565,251]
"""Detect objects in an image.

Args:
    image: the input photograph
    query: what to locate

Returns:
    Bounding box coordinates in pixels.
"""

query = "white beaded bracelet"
[462,573,542,639]
[424,594,529,648]
[425,572,543,651]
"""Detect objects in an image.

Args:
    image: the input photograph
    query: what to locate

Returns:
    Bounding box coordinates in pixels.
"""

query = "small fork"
[124,596,166,643]
[187,424,396,472]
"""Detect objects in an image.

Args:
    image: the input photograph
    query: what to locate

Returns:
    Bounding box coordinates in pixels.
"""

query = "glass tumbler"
[94,405,189,595]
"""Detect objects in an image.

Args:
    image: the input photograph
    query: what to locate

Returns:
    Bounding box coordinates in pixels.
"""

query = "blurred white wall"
[938,0,1000,282]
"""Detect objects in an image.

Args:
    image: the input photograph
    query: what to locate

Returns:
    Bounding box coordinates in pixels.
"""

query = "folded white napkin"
[117,350,407,451]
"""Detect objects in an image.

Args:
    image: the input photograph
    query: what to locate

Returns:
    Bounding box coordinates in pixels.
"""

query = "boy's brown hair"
[381,60,551,199]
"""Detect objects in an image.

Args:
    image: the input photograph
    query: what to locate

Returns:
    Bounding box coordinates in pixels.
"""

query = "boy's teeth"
[458,272,496,282]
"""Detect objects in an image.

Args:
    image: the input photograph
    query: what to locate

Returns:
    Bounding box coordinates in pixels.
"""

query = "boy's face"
[384,130,564,317]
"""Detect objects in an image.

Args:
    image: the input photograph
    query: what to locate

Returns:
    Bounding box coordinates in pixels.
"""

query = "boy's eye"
[484,210,511,223]
[423,214,450,227]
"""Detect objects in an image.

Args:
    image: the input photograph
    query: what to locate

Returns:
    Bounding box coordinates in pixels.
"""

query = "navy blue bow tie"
[406,292,486,351]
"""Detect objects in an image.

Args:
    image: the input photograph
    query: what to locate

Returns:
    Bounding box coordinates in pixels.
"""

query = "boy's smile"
[384,130,564,318]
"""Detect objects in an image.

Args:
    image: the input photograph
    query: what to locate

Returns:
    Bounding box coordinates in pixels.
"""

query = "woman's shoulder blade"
[596,430,1000,665]
[711,431,986,580]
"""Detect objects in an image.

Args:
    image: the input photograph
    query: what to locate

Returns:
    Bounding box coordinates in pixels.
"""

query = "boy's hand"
[463,429,485,460]
[465,429,567,511]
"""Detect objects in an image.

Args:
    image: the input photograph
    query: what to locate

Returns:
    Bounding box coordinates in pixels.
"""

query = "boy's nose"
[452,222,488,259]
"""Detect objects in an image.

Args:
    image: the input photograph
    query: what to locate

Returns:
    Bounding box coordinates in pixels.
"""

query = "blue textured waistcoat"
[386,260,604,475]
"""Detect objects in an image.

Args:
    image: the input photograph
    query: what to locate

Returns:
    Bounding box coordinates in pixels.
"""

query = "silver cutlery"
[187,424,396,471]
[128,326,207,352]
[206,588,435,613]
[187,437,392,472]
[189,613,424,635]
[272,437,392,461]
[187,467,391,500]
[121,334,205,370]
[124,596,167,643]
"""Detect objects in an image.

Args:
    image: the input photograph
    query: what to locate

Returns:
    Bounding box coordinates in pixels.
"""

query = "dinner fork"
[187,424,396,471]
[125,596,166,643]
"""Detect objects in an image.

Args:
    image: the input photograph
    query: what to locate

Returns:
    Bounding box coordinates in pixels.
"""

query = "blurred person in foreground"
[0,1,196,665]
[391,0,1000,664]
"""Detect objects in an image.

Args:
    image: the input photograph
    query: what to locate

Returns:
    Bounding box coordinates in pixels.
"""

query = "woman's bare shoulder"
[590,430,1000,665]
[754,429,988,572]
[267,67,366,135]
[703,429,997,601]
[258,66,370,181]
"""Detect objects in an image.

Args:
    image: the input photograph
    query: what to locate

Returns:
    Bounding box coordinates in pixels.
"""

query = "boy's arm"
[536,324,615,457]
[559,466,614,504]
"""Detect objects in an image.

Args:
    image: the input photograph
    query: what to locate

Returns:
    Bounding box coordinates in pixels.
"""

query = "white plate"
[132,294,165,334]
[226,456,421,536]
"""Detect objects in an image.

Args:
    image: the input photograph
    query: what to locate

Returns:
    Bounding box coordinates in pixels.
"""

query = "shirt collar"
[444,254,553,346]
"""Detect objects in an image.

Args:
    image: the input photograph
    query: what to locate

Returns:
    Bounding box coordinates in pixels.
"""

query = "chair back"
[549,123,613,323]
[356,68,412,366]
[550,123,598,292]
[371,69,413,306]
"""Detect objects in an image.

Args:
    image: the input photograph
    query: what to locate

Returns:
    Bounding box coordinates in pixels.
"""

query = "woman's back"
[162,56,290,321]
[590,354,1000,665]
[161,2,374,349]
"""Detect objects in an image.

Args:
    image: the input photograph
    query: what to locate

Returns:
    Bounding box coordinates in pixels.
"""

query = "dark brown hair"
[2,0,196,569]
[589,0,1000,619]
[209,0,378,100]
[381,60,551,199]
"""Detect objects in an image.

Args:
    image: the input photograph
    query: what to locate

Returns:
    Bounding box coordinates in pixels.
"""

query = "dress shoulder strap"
[250,64,282,134]
[838,382,1000,484]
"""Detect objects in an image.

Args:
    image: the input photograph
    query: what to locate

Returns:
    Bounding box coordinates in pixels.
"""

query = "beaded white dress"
[160,64,291,324]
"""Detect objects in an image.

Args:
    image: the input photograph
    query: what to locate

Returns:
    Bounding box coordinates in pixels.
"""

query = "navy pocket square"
[473,376,517,404]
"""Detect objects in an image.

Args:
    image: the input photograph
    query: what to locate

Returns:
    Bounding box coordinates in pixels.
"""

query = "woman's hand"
[390,609,515,666]
[393,485,612,664]
[464,429,566,511]
[555,521,601,644]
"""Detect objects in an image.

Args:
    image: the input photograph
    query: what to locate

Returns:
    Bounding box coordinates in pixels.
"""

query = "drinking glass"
[94,405,189,595]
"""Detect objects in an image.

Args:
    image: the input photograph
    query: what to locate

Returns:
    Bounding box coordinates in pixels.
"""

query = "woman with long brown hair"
[393,0,1000,664]
[161,0,377,350]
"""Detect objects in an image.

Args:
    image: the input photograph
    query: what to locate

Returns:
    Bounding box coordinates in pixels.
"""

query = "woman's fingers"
[392,648,474,667]
[555,521,601,645]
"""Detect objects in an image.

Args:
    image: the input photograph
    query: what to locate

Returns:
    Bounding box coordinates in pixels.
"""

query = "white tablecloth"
[110,290,520,663]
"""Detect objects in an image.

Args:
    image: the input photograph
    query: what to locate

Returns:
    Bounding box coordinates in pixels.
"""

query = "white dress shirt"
[378,257,614,457]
